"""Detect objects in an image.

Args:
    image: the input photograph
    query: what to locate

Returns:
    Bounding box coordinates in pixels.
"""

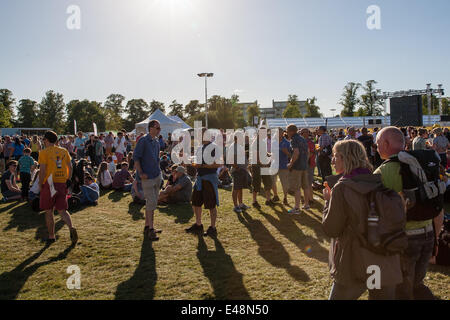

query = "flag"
[74,120,77,134]
[93,123,97,136]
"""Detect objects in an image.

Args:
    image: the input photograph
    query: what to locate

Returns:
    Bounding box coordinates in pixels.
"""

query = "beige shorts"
[289,169,309,191]
[142,175,162,212]
[278,169,290,193]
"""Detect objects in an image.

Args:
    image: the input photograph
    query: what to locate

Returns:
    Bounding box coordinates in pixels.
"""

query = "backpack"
[384,150,445,221]
[68,195,81,211]
[343,175,408,256]
[362,186,408,256]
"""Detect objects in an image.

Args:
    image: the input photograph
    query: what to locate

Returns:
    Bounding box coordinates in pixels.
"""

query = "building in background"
[237,101,258,121]
[259,100,307,119]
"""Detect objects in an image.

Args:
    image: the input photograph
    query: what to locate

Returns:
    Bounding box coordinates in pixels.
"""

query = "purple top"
[343,168,371,179]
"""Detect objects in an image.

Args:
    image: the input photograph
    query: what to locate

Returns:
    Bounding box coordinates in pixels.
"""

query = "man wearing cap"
[317,126,333,185]
[158,166,192,205]
[344,127,357,140]
[431,128,449,167]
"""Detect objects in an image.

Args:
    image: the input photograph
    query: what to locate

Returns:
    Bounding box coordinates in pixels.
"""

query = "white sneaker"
[233,206,242,213]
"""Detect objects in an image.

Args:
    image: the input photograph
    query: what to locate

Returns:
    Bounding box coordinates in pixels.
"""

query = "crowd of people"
[0,122,449,300]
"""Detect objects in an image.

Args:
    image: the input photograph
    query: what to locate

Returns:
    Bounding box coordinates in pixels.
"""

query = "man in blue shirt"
[286,124,309,214]
[74,131,86,160]
[134,120,162,241]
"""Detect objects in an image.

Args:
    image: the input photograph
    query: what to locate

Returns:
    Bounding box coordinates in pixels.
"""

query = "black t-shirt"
[1,170,13,193]
[358,135,373,157]
[197,143,217,177]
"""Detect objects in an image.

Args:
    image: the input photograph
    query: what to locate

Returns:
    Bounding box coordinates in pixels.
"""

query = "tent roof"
[168,115,191,129]
[136,109,179,126]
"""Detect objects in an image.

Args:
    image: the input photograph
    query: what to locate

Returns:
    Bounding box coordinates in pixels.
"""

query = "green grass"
[0,183,449,300]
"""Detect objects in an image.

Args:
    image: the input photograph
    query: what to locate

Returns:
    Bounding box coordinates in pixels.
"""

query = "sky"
[1,0,449,117]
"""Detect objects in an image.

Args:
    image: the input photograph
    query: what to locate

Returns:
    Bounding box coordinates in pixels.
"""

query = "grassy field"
[0,182,449,300]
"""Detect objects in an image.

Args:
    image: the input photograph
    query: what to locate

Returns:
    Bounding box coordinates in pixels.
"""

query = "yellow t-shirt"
[38,146,71,184]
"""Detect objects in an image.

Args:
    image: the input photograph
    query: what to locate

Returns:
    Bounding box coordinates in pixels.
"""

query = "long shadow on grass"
[196,235,251,300]
[0,200,23,213]
[115,238,156,300]
[236,210,310,283]
[258,205,328,264]
[108,191,129,203]
[0,244,74,299]
[3,202,42,232]
[128,202,145,221]
[158,203,194,224]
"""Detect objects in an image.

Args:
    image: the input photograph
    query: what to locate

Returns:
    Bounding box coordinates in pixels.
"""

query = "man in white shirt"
[114,131,127,163]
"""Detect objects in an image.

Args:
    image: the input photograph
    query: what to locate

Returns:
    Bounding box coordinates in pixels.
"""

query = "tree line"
[339,80,449,117]
[0,89,249,133]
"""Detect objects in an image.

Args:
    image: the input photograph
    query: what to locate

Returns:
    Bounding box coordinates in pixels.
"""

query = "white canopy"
[135,109,191,139]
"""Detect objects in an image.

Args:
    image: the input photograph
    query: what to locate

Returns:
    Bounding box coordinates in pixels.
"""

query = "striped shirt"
[319,133,332,147]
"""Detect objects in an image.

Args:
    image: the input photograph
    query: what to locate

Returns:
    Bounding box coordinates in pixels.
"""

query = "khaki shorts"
[289,169,309,191]
[142,176,162,212]
[278,169,290,193]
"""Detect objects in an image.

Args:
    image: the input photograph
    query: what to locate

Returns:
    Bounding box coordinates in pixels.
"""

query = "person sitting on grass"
[1,160,22,202]
[158,166,192,205]
[106,155,117,177]
[28,169,40,202]
[97,162,113,190]
[164,165,178,188]
[77,174,99,206]
[112,162,134,192]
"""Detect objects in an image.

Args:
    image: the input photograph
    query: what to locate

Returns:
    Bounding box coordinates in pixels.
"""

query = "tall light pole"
[197,73,214,128]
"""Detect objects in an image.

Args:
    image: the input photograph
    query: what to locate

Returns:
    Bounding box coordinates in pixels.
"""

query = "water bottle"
[367,200,380,247]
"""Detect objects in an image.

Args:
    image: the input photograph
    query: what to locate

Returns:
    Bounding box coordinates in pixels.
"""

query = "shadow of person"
[0,244,74,299]
[34,219,66,242]
[108,190,128,203]
[236,210,310,283]
[196,235,251,300]
[258,207,329,264]
[3,202,43,232]
[115,238,156,300]
[158,203,194,224]
[128,202,145,221]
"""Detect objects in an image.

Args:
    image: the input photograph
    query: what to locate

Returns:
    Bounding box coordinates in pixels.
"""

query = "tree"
[288,94,299,106]
[169,100,184,120]
[0,103,12,128]
[283,104,302,118]
[231,94,240,104]
[340,82,361,117]
[104,94,125,130]
[442,98,449,115]
[304,97,323,118]
[0,89,15,113]
[247,103,260,125]
[66,100,106,134]
[149,100,166,114]
[360,80,384,116]
[422,95,440,115]
[355,107,368,117]
[184,100,201,119]
[16,99,38,127]
[124,99,149,131]
[35,90,66,132]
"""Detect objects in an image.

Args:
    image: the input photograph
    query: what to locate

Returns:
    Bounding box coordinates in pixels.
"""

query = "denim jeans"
[396,231,436,300]
[80,186,99,204]
[329,282,396,300]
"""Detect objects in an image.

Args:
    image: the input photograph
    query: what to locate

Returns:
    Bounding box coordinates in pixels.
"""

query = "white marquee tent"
[135,109,191,139]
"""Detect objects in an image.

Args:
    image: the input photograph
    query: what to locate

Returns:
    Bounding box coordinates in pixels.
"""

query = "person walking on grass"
[134,120,163,241]
[18,148,36,201]
[286,124,310,214]
[186,128,222,237]
[38,131,78,246]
